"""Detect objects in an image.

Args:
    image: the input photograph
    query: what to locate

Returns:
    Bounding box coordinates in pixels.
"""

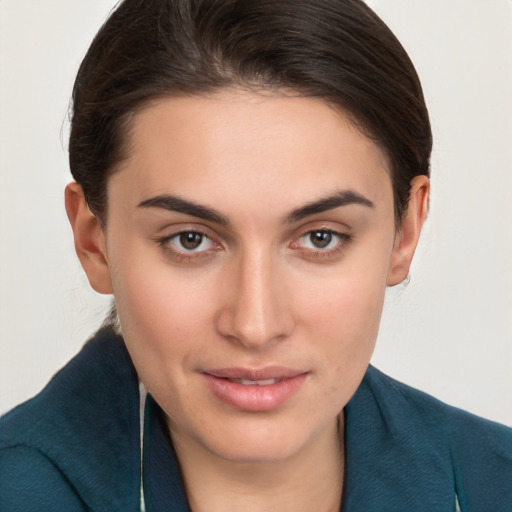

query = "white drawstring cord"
[455,491,461,511]
[139,381,148,512]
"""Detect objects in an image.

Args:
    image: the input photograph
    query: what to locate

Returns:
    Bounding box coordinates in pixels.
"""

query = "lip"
[202,367,308,412]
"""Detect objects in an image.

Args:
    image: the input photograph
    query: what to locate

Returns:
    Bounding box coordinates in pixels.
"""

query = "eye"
[168,231,213,253]
[156,229,221,263]
[299,230,344,250]
[291,228,352,261]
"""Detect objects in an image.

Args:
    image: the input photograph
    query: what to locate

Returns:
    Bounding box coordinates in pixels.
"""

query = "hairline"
[97,85,399,230]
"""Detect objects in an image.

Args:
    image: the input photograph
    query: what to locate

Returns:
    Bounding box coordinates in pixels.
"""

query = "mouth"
[202,367,308,412]
[230,378,282,386]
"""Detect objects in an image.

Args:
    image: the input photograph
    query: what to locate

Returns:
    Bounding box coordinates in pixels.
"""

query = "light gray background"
[1,0,511,426]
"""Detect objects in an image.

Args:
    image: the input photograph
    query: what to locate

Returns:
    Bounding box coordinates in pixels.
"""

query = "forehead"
[110,90,393,218]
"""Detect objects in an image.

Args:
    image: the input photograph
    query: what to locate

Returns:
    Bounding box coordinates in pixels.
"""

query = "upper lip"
[204,367,307,380]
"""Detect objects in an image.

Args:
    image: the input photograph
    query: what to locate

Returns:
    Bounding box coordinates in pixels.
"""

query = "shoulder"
[0,328,141,511]
[0,444,87,511]
[365,366,512,509]
[364,365,512,448]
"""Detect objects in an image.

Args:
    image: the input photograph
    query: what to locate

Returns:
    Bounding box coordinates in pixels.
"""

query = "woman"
[1,1,511,511]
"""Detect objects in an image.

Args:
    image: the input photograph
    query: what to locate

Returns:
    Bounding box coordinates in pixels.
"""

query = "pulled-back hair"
[69,0,432,225]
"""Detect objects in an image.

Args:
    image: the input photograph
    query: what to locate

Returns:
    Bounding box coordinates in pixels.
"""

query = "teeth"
[233,378,279,386]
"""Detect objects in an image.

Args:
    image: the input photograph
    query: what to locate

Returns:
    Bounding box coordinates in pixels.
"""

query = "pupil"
[311,231,332,248]
[180,232,203,250]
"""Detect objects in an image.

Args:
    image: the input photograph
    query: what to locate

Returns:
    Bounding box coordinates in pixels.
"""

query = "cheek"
[293,259,389,399]
[109,258,220,412]
[297,255,388,340]
[109,250,218,362]
[306,277,385,368]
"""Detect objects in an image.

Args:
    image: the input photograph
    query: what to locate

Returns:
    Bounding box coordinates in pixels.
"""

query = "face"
[78,90,421,464]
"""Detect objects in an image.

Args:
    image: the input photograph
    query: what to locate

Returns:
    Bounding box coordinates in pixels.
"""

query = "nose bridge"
[216,244,293,348]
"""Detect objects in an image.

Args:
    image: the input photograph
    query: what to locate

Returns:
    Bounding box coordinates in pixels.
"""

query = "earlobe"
[65,182,113,294]
[387,175,430,286]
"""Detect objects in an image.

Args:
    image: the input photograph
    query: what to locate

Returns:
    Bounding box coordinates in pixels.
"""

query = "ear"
[65,182,113,294]
[387,175,430,286]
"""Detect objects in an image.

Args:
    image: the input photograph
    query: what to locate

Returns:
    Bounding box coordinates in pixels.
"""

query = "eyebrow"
[138,195,229,226]
[137,189,374,226]
[284,190,374,223]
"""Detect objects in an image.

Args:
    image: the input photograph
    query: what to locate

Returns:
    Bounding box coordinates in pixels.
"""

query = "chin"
[206,435,305,464]
[191,412,331,465]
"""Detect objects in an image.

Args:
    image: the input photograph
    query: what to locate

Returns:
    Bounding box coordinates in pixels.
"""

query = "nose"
[215,249,295,350]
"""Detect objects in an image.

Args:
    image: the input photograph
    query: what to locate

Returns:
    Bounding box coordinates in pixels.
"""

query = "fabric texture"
[1,327,511,511]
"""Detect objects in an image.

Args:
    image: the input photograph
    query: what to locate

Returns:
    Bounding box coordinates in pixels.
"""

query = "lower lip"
[203,373,307,412]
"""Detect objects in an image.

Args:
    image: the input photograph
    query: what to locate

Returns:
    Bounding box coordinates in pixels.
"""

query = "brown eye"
[179,232,204,250]
[164,231,213,253]
[159,229,219,262]
[309,231,333,249]
[297,229,350,254]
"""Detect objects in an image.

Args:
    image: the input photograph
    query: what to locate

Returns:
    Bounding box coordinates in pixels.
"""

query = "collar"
[342,366,455,511]
[139,365,457,511]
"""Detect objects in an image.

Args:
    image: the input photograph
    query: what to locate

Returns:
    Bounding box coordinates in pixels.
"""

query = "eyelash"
[293,229,352,261]
[157,230,219,262]
[157,228,351,263]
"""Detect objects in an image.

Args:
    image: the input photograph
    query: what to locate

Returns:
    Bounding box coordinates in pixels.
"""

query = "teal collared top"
[1,328,511,511]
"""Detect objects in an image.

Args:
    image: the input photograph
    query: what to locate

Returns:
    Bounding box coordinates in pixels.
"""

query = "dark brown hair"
[69,0,432,225]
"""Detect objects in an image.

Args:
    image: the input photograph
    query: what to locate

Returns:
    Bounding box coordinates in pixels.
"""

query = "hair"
[69,0,432,227]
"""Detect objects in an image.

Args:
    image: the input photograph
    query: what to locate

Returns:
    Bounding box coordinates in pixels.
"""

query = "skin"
[66,90,429,511]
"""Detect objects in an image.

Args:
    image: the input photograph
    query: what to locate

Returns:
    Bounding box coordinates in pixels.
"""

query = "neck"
[169,415,345,512]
